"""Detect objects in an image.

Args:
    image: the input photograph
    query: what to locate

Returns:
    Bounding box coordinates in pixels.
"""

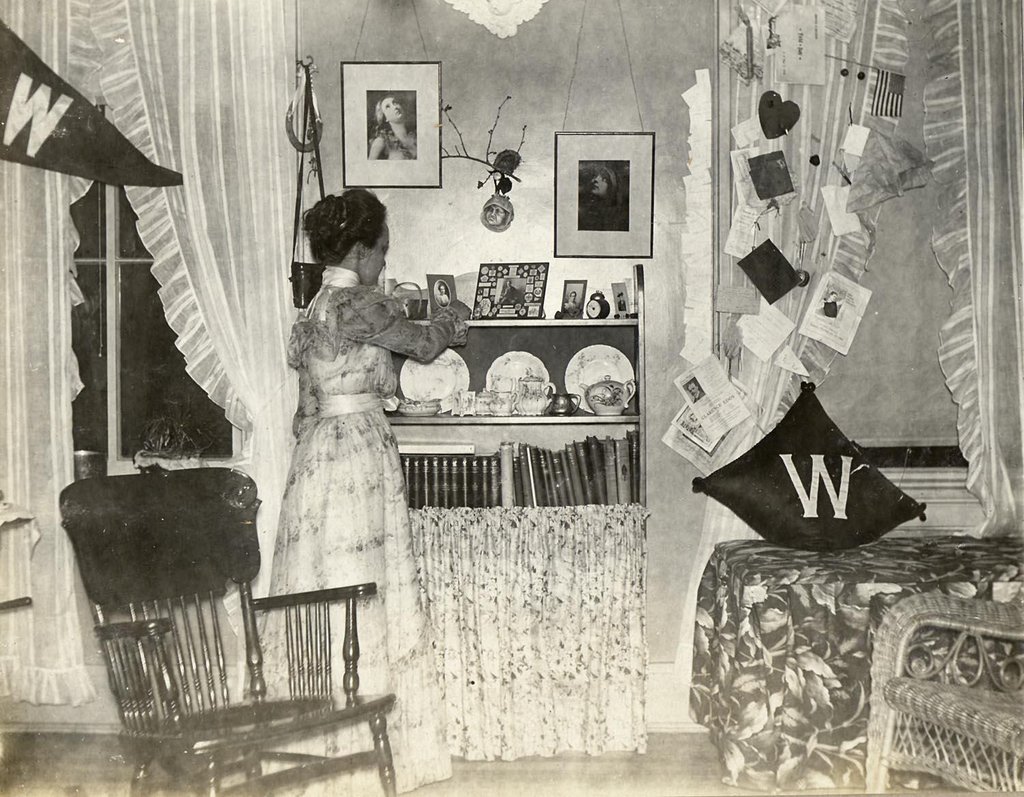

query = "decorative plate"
[564,345,635,414]
[399,349,470,413]
[484,351,550,391]
[397,399,442,417]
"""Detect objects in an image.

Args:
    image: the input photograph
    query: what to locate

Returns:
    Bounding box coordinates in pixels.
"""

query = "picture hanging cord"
[615,0,645,131]
[561,0,645,131]
[352,0,371,60]
[411,0,432,60]
[560,0,588,131]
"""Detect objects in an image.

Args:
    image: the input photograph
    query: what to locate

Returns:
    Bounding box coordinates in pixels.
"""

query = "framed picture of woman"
[341,61,441,188]
[426,273,457,315]
[554,132,655,258]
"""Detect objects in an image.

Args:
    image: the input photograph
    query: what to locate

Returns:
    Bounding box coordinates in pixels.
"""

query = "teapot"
[513,375,555,416]
[581,375,637,416]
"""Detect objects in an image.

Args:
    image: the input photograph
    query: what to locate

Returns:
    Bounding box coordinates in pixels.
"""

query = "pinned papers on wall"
[774,344,810,376]
[771,6,826,85]
[714,285,761,315]
[670,403,718,453]
[724,204,770,259]
[798,271,872,355]
[719,21,763,84]
[748,151,795,200]
[821,184,863,236]
[841,124,871,158]
[847,131,934,212]
[822,0,863,43]
[731,117,763,149]
[738,238,802,304]
[731,146,762,206]
[737,298,796,361]
[674,356,751,443]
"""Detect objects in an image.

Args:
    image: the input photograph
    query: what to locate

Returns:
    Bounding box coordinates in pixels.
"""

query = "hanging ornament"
[441,96,526,232]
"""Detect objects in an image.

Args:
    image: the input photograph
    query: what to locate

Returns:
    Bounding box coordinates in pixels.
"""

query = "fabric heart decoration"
[758,91,801,138]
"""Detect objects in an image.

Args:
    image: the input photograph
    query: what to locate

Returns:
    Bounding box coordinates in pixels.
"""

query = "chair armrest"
[251,583,377,612]
[871,593,1024,685]
[94,617,173,641]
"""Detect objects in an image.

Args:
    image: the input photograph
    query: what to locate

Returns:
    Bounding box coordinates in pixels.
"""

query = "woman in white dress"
[267,189,469,794]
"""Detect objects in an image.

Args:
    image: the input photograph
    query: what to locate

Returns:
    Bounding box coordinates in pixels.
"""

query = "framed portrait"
[340,61,441,188]
[557,279,587,319]
[426,273,457,315]
[554,132,655,258]
[611,281,630,317]
[472,262,549,320]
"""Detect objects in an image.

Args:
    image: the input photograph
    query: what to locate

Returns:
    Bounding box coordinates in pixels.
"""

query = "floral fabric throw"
[690,535,1024,791]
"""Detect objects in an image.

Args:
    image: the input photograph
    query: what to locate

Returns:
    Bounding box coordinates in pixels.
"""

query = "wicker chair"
[60,467,397,796]
[866,592,1024,792]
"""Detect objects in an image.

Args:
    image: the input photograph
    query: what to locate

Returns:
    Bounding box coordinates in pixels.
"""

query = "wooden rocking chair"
[60,467,397,796]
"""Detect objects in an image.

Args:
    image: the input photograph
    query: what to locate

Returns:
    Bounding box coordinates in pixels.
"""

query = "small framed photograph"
[472,262,549,320]
[557,279,587,319]
[340,61,441,188]
[554,131,655,258]
[426,273,457,314]
[611,281,630,317]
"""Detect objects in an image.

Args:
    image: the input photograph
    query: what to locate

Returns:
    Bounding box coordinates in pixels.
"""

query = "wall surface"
[299,0,717,666]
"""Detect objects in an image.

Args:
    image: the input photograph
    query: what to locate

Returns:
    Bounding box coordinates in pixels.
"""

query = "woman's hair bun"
[303,189,387,264]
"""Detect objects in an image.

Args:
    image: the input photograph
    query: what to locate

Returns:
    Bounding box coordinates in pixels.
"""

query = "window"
[71,182,234,471]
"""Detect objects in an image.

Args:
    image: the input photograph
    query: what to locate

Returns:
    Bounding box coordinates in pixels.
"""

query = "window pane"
[117,189,150,258]
[70,182,105,258]
[71,264,108,454]
[118,264,233,459]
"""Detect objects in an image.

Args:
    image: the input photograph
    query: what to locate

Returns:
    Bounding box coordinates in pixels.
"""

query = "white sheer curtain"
[89,0,297,595]
[674,0,911,694]
[923,0,1023,537]
[0,0,96,705]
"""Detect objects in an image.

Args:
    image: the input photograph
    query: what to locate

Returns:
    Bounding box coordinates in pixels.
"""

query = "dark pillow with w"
[692,382,926,550]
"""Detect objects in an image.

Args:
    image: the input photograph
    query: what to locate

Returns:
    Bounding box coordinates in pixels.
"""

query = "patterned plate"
[484,351,550,392]
[564,345,635,414]
[399,349,470,413]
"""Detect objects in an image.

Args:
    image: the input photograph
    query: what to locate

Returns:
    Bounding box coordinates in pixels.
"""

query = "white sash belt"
[318,393,383,417]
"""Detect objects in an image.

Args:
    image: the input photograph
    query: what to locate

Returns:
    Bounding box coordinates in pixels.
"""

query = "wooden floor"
[0,732,751,797]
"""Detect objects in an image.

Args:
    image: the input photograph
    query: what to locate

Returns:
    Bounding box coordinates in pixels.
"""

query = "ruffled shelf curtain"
[0,0,96,705]
[923,0,1023,537]
[2,0,295,706]
[89,0,297,595]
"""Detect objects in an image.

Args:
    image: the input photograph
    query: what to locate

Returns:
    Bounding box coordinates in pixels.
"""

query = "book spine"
[499,442,516,507]
[628,429,640,503]
[550,450,569,507]
[440,456,451,508]
[470,457,482,507]
[602,437,618,504]
[522,445,538,507]
[564,444,584,506]
[587,436,607,504]
[615,438,630,505]
[431,456,441,507]
[538,448,553,507]
[489,453,502,507]
[574,440,594,505]
[461,455,470,507]
[513,451,524,506]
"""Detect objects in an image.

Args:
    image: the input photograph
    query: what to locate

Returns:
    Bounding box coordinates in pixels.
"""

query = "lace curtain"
[0,0,96,705]
[89,0,297,595]
[923,0,1023,536]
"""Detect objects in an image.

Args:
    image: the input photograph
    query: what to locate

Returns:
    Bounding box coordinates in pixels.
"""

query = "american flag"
[869,68,905,117]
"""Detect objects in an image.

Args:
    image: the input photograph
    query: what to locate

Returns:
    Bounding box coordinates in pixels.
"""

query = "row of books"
[400,431,640,509]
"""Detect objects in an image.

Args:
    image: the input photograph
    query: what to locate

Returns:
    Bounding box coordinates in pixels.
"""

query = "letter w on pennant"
[3,73,73,158]
[779,454,852,519]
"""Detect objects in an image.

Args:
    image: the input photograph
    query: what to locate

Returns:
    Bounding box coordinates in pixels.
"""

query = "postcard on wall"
[771,6,826,85]
[670,403,720,453]
[737,298,796,361]
[674,356,751,441]
[798,271,872,355]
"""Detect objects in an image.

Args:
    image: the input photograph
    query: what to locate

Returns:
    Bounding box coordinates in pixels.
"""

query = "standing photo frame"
[557,279,587,319]
[341,61,441,188]
[426,273,457,315]
[472,262,549,320]
[554,132,655,258]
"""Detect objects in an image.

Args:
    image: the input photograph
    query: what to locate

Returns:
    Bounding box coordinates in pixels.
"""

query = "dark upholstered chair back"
[60,468,260,608]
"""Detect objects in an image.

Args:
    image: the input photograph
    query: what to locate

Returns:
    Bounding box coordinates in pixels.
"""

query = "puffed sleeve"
[333,286,466,362]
